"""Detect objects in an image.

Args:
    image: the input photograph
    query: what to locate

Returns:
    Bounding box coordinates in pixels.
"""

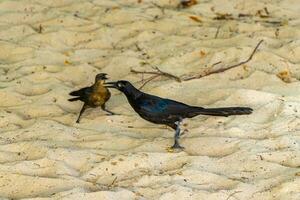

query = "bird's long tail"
[69,90,81,96]
[194,107,253,117]
[68,97,81,102]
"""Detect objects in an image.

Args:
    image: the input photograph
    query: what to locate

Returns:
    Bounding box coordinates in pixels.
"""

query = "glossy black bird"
[68,73,114,123]
[105,80,253,150]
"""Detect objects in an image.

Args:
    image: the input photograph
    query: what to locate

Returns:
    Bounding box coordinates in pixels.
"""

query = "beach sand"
[0,0,300,199]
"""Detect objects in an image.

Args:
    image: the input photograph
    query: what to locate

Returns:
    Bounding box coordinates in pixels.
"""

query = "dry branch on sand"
[182,40,264,81]
[131,40,263,88]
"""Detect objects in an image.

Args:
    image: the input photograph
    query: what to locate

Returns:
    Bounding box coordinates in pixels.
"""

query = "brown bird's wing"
[69,87,92,97]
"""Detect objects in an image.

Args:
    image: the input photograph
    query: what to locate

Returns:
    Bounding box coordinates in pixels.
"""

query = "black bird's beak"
[104,81,117,89]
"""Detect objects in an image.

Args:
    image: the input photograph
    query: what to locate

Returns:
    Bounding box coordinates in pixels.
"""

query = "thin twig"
[212,61,222,67]
[182,40,263,81]
[151,2,165,14]
[108,176,117,188]
[215,26,221,38]
[151,66,181,82]
[135,43,142,51]
[226,191,242,200]
[131,69,162,75]
[138,74,160,90]
[131,67,181,82]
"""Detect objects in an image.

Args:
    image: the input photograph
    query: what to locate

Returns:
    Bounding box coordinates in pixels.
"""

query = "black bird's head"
[105,80,130,92]
[105,80,141,98]
[95,73,108,82]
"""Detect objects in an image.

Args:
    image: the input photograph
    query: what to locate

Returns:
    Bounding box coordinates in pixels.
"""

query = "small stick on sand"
[226,190,242,200]
[182,39,264,81]
[108,176,117,188]
[151,66,181,82]
[131,66,181,82]
[151,2,165,14]
[138,74,160,90]
[215,26,221,38]
[132,40,263,86]
[135,43,143,51]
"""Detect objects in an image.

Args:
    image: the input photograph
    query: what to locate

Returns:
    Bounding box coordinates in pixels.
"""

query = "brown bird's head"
[95,73,108,83]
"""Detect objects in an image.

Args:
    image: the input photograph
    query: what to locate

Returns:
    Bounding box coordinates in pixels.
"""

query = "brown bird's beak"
[103,74,108,80]
[104,81,117,89]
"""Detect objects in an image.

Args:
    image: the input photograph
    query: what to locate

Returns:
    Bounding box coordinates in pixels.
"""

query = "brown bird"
[68,73,114,123]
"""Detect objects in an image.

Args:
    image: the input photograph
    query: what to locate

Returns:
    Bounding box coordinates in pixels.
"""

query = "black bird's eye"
[117,82,123,88]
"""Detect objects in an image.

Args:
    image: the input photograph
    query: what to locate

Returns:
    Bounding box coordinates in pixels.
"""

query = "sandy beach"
[0,0,300,199]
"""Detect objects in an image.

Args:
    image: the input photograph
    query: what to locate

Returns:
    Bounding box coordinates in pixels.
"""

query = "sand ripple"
[0,0,300,199]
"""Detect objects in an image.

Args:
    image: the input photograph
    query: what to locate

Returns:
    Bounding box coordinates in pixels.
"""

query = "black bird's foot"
[167,140,185,152]
[171,143,185,150]
[167,119,185,152]
[166,145,185,152]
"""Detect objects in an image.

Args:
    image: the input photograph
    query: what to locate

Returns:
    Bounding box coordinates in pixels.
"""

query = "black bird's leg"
[76,104,87,123]
[171,118,184,149]
[101,104,115,115]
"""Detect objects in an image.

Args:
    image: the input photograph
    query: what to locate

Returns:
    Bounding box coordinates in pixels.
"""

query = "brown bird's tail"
[194,107,253,117]
[68,97,81,102]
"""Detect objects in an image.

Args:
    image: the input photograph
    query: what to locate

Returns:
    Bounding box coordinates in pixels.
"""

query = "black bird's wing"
[132,94,196,124]
[139,95,192,114]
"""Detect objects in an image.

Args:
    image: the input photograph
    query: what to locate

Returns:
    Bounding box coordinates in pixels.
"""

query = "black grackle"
[68,73,114,123]
[105,80,253,150]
